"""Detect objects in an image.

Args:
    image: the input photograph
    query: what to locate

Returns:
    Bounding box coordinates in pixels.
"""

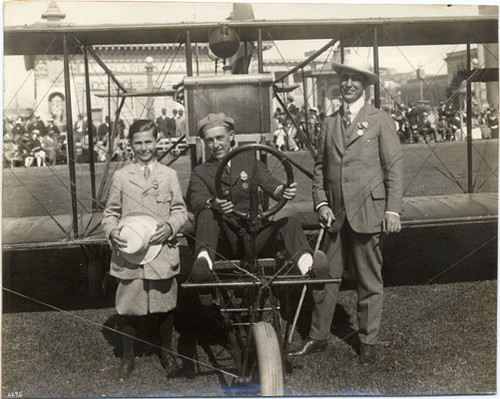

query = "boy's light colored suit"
[102,162,187,281]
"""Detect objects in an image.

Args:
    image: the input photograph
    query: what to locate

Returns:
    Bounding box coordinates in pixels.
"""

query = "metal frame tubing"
[258,29,264,74]
[83,46,97,211]
[466,42,473,193]
[373,27,381,108]
[185,30,193,77]
[63,34,79,238]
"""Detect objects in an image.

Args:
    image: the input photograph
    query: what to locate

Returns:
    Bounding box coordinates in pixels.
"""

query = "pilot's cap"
[197,112,235,137]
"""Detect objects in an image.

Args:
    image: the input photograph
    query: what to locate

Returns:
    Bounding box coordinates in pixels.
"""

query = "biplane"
[3,2,498,395]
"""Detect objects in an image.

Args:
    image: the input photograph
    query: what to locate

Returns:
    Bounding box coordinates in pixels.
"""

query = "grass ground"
[2,278,496,397]
[2,139,498,397]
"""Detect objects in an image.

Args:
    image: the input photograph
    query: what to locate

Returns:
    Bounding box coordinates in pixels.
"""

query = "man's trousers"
[309,221,384,345]
[194,208,310,263]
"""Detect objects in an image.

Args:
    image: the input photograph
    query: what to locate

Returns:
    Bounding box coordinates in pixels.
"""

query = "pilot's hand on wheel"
[318,205,335,228]
[282,182,298,200]
[382,212,401,234]
[213,198,234,214]
[110,227,127,249]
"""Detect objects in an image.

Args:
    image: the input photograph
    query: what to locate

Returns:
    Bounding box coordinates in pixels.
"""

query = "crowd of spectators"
[272,94,325,152]
[3,107,188,168]
[270,95,498,153]
[388,100,498,144]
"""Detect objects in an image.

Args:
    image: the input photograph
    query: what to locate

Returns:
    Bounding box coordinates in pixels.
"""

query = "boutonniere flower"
[240,171,248,181]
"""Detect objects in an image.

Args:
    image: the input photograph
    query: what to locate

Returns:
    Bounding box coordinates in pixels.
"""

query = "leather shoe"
[287,338,327,358]
[359,343,378,365]
[191,257,212,282]
[116,358,134,382]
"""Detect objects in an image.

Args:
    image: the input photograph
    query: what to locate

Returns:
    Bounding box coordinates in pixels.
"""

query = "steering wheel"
[214,143,294,221]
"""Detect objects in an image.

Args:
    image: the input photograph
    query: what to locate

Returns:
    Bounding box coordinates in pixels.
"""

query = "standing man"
[102,119,188,380]
[288,55,403,364]
[98,116,112,142]
[168,109,177,138]
[176,108,187,137]
[156,108,171,139]
[74,113,85,139]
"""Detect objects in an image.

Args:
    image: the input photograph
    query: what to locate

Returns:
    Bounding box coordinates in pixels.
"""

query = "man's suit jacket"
[187,154,282,216]
[156,116,171,136]
[102,162,188,280]
[312,103,403,234]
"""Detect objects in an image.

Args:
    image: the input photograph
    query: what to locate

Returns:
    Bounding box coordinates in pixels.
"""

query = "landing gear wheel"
[214,143,294,221]
[249,321,284,396]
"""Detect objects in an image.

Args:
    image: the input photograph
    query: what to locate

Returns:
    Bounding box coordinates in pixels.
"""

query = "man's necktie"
[143,166,151,180]
[343,107,352,129]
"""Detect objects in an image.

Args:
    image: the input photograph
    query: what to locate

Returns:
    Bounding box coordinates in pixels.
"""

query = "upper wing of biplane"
[4,15,498,56]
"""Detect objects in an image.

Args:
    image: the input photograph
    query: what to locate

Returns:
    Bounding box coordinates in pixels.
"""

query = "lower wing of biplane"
[3,193,497,252]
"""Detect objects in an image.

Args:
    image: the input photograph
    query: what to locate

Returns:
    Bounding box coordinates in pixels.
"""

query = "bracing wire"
[2,287,239,379]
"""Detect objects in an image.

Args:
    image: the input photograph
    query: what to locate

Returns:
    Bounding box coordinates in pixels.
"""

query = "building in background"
[22,2,310,135]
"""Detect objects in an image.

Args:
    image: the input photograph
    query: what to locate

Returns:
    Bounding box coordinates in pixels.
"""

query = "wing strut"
[83,46,97,212]
[373,27,381,108]
[63,34,79,238]
[466,42,473,193]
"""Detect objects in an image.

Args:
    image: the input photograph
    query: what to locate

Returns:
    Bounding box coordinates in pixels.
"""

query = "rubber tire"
[250,321,284,396]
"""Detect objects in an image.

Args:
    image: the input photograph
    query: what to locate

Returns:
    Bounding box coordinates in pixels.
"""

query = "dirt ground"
[2,140,498,397]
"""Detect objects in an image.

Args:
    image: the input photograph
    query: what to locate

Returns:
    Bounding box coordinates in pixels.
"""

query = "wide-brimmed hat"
[332,54,378,85]
[197,112,235,136]
[117,212,161,265]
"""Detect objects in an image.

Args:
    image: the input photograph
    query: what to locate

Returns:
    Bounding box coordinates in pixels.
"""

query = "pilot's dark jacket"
[188,154,281,215]
[186,153,309,263]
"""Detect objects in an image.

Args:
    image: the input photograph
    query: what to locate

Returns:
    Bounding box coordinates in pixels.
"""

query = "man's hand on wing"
[382,212,401,234]
[110,227,127,249]
[149,223,173,245]
[318,205,335,228]
[213,198,234,214]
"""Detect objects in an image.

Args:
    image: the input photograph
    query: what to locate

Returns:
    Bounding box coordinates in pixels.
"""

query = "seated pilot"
[186,112,327,305]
